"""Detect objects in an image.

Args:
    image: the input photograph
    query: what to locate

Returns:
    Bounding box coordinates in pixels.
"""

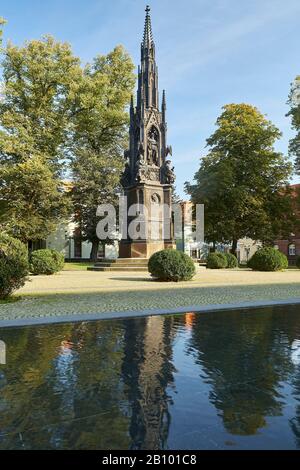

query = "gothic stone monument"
[119,6,176,259]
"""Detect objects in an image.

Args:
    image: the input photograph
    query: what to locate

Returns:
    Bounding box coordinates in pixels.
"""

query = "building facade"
[274,184,300,265]
[38,220,118,261]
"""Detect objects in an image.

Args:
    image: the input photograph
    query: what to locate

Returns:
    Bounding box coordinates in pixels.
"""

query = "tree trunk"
[231,239,238,257]
[90,240,99,262]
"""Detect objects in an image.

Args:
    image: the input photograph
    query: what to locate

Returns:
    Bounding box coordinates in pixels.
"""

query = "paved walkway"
[0,267,299,324]
[17,266,300,294]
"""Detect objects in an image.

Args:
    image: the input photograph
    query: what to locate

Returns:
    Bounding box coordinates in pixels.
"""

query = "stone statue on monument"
[162,159,175,184]
[147,128,159,166]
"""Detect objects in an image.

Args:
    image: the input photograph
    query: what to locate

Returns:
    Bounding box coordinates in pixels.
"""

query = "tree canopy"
[0,17,6,47]
[0,36,83,242]
[0,156,70,243]
[185,104,294,253]
[71,46,135,259]
[0,35,135,250]
[0,36,82,172]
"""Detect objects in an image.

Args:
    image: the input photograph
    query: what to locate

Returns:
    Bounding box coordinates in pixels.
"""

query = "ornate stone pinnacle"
[143,5,153,47]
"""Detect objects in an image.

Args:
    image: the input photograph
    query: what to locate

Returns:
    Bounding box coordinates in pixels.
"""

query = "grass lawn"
[63,262,93,271]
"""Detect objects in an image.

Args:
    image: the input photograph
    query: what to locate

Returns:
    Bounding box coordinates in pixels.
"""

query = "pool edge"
[1,297,300,328]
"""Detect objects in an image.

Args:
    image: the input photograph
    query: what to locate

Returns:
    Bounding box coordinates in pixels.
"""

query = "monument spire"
[140,5,157,109]
[162,89,166,122]
[120,6,175,259]
[143,5,153,48]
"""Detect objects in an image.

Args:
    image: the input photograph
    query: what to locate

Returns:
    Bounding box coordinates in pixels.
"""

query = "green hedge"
[225,252,238,268]
[248,247,288,271]
[148,249,196,282]
[296,256,300,269]
[0,233,29,299]
[30,249,65,275]
[206,252,228,269]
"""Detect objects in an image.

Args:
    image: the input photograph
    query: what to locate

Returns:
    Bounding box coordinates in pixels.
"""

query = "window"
[289,244,296,256]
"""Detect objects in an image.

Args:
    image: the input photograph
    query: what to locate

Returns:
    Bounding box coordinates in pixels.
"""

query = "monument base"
[87,258,148,272]
[119,239,176,259]
[88,241,176,272]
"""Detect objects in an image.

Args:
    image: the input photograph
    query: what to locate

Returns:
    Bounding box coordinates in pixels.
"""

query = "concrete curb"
[0,297,300,328]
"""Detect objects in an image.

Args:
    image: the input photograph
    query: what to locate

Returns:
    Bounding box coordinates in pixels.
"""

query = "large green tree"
[287,76,300,173]
[0,156,70,243]
[0,36,83,243]
[0,37,135,252]
[71,46,135,260]
[0,35,82,171]
[185,104,294,254]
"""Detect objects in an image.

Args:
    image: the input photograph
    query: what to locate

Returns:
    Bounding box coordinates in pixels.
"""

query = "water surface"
[0,305,300,450]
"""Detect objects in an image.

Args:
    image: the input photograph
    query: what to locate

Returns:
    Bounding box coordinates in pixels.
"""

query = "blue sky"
[1,0,300,196]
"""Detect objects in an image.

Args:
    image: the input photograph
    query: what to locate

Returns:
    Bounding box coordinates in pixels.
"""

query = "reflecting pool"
[0,304,300,449]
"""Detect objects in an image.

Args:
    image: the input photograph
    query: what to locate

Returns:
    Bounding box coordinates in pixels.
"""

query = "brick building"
[274,184,300,265]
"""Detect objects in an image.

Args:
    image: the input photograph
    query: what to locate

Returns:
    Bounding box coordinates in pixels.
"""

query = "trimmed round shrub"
[296,256,300,269]
[50,249,65,271]
[225,252,238,268]
[248,247,288,272]
[148,249,196,282]
[30,249,65,275]
[0,233,29,299]
[206,252,228,269]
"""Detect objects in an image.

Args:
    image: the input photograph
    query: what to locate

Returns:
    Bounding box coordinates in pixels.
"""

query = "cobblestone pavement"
[0,267,299,322]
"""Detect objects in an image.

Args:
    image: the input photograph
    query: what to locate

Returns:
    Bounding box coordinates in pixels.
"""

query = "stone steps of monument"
[87,258,149,272]
[94,258,148,266]
[87,265,148,272]
[91,263,148,268]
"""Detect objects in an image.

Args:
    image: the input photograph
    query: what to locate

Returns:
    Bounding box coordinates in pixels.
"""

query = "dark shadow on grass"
[109,277,154,282]
[0,296,21,304]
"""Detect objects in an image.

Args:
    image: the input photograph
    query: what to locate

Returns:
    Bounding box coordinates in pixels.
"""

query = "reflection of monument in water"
[119,6,175,259]
[121,316,175,449]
